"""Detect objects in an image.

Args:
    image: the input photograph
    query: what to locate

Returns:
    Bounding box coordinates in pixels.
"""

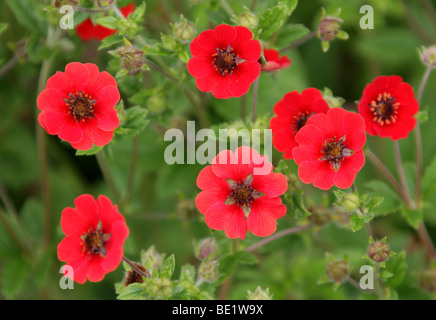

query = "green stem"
[219,0,235,16]
[415,64,433,208]
[279,31,317,54]
[251,77,259,123]
[96,151,121,204]
[392,140,414,208]
[120,135,139,210]
[37,58,53,251]
[245,224,312,252]
[366,148,412,208]
[0,207,31,258]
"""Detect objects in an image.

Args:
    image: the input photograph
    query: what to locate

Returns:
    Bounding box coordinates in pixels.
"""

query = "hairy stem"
[122,256,151,279]
[96,151,121,204]
[393,140,414,207]
[36,58,53,251]
[415,64,433,207]
[366,148,412,208]
[245,224,312,252]
[251,77,260,123]
[279,31,317,54]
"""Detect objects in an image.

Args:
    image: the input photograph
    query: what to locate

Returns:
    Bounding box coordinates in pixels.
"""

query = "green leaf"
[400,205,423,229]
[1,256,29,299]
[75,144,103,156]
[160,254,175,279]
[422,156,436,201]
[234,251,259,265]
[116,282,146,300]
[256,3,288,40]
[283,0,298,15]
[116,106,149,139]
[98,34,124,50]
[349,215,365,232]
[130,2,146,23]
[96,16,118,29]
[384,251,407,289]
[179,264,196,283]
[0,23,7,36]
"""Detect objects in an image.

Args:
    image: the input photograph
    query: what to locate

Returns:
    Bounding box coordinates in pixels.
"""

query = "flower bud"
[198,260,219,283]
[173,16,197,42]
[246,286,273,300]
[194,237,219,260]
[317,8,348,52]
[141,246,164,272]
[151,278,173,298]
[368,240,390,263]
[419,45,436,68]
[326,259,349,283]
[238,10,258,30]
[117,45,144,75]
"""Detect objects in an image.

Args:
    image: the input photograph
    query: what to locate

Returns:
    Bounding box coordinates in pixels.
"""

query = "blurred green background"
[0,0,436,299]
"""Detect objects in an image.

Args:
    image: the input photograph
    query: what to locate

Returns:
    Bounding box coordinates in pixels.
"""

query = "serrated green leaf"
[96,16,118,29]
[179,264,196,283]
[116,282,146,300]
[384,251,407,289]
[283,0,298,15]
[349,215,365,232]
[98,34,124,50]
[160,254,175,279]
[130,2,146,23]
[256,4,288,40]
[400,205,423,229]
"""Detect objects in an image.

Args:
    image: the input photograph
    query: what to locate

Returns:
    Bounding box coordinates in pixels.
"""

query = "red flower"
[37,62,120,150]
[57,194,129,284]
[357,75,419,140]
[292,108,366,190]
[76,3,135,41]
[187,24,261,99]
[261,49,291,72]
[195,146,288,240]
[270,88,330,159]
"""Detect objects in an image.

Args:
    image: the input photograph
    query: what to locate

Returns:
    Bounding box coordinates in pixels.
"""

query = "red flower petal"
[333,151,365,189]
[205,202,248,240]
[247,197,286,237]
[58,194,129,284]
[188,24,261,99]
[358,75,418,140]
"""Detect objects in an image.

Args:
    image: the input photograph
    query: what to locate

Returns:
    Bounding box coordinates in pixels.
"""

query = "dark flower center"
[81,221,110,257]
[319,136,353,171]
[64,91,97,122]
[213,45,243,76]
[225,174,265,217]
[369,92,399,126]
[293,112,315,133]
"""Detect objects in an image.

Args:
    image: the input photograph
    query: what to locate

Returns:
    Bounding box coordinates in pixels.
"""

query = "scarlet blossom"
[195,146,288,240]
[292,108,366,190]
[57,194,129,284]
[270,88,330,159]
[76,3,135,41]
[357,75,419,140]
[261,49,291,72]
[37,62,120,150]
[187,24,261,99]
